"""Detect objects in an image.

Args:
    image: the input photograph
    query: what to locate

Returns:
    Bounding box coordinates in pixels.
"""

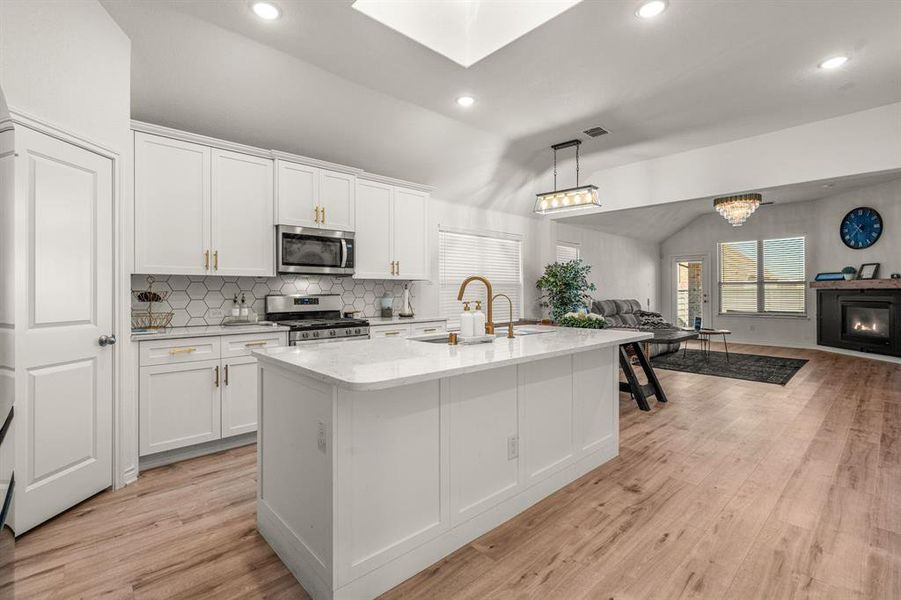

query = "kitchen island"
[253,326,651,600]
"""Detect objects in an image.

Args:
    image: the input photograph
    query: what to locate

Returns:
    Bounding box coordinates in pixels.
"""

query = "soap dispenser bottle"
[239,292,249,319]
[460,301,474,338]
[473,300,486,335]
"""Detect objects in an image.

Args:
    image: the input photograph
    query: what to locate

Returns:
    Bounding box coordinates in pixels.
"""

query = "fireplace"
[818,289,900,357]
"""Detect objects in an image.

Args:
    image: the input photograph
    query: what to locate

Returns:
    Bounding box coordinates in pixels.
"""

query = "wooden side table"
[695,329,732,362]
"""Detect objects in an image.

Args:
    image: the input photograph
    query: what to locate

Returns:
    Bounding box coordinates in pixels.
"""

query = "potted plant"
[536,259,597,322]
[841,266,857,281]
[558,312,607,329]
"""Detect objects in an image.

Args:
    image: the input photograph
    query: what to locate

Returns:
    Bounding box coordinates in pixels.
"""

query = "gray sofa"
[591,299,682,357]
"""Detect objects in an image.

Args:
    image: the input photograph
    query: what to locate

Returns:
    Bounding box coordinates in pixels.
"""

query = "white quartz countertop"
[131,322,289,341]
[254,326,651,391]
[365,315,447,326]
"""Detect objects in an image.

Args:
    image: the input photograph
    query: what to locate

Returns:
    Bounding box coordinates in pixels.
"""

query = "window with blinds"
[439,229,523,329]
[555,244,580,263]
[719,236,806,315]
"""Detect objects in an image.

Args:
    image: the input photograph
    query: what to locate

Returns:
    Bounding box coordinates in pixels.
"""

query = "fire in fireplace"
[817,289,899,357]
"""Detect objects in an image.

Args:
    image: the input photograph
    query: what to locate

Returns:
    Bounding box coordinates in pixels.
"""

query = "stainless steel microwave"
[277,225,355,276]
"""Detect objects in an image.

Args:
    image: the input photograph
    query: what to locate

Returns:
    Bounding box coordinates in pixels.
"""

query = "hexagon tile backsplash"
[131,274,419,328]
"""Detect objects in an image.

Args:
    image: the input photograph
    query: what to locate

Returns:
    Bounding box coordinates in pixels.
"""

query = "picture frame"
[858,263,880,280]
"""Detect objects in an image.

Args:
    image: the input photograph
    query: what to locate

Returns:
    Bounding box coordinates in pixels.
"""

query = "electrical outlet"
[208,308,223,319]
[317,421,327,454]
[507,434,519,460]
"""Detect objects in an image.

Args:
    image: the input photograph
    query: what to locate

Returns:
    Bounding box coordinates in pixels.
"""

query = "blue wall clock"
[840,207,883,249]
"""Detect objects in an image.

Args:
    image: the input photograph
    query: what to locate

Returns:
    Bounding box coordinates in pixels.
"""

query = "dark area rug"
[651,349,808,385]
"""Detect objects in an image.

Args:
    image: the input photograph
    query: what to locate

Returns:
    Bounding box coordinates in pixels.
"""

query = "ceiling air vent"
[583,126,609,138]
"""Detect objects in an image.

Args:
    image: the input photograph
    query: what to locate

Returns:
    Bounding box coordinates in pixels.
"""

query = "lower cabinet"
[138,331,288,457]
[221,356,259,437]
[369,320,447,339]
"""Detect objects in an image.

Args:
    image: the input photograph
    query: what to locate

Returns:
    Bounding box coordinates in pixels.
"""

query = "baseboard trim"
[139,433,256,471]
[707,338,901,365]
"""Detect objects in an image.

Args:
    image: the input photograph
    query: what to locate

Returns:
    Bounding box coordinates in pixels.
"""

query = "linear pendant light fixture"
[534,139,599,215]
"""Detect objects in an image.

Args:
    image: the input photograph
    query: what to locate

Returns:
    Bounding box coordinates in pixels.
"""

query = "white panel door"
[139,360,222,456]
[353,180,393,279]
[276,160,319,228]
[221,356,258,437]
[134,132,211,274]
[448,366,519,524]
[13,127,113,534]
[392,187,428,280]
[519,356,574,484]
[318,169,355,232]
[211,149,274,277]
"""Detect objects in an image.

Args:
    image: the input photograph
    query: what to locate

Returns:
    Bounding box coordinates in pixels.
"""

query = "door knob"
[98,335,117,347]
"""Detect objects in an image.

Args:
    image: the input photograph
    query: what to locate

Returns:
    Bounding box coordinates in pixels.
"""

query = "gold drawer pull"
[384,331,400,337]
[244,341,268,348]
[169,347,197,355]
[214,365,220,387]
[422,328,437,333]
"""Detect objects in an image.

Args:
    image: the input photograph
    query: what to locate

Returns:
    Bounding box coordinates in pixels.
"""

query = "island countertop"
[254,326,650,391]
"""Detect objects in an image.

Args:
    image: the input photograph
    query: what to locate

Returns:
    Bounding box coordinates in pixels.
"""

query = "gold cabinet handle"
[314,206,321,224]
[396,260,399,276]
[321,206,326,224]
[204,250,209,270]
[214,365,220,387]
[244,341,268,348]
[169,347,197,355]
[422,328,437,333]
[385,331,400,337]
[213,250,219,271]
[224,364,229,386]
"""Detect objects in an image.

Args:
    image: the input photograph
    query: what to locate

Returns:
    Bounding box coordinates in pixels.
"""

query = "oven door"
[277,226,353,275]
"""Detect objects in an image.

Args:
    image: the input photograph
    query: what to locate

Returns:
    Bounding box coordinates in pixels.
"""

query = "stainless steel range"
[265,294,369,345]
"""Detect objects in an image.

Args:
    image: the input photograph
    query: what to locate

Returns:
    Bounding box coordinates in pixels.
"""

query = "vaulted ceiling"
[103,0,901,213]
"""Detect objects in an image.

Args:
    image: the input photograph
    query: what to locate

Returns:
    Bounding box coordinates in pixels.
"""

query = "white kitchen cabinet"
[211,149,274,276]
[354,180,429,280]
[276,160,319,228]
[222,356,259,437]
[319,169,355,231]
[354,180,393,279]
[369,320,446,339]
[276,160,355,231]
[139,359,222,456]
[134,131,275,276]
[138,330,288,457]
[392,187,428,280]
[369,324,410,339]
[134,132,211,275]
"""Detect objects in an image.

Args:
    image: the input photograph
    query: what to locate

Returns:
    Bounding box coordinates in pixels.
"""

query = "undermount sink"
[411,327,551,344]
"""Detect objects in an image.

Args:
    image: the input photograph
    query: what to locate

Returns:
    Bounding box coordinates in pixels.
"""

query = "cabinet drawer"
[412,321,447,337]
[221,331,288,359]
[140,337,220,366]
[369,325,410,339]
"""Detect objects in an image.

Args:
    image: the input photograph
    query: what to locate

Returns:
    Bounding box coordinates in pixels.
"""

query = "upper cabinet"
[134,131,275,276]
[354,179,429,280]
[134,133,211,275]
[276,160,355,232]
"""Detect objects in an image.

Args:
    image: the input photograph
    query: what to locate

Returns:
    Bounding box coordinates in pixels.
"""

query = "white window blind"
[555,244,580,263]
[719,236,806,315]
[439,229,523,329]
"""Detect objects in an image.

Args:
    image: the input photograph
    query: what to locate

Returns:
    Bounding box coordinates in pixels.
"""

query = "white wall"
[0,0,131,153]
[537,103,901,216]
[555,223,660,312]
[660,177,901,349]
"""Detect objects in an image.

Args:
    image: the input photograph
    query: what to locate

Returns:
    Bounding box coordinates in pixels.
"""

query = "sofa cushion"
[592,299,618,317]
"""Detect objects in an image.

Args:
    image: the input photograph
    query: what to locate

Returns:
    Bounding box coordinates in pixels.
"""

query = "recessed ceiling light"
[818,55,849,70]
[636,0,667,19]
[252,2,281,21]
[456,96,476,108]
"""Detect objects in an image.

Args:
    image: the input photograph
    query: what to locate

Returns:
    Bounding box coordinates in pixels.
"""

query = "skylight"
[351,0,582,68]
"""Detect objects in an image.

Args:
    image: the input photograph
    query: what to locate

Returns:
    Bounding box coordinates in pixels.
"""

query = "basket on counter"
[131,276,174,329]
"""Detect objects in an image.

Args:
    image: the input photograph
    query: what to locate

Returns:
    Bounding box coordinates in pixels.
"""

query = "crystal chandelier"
[714,193,762,226]
[534,139,600,215]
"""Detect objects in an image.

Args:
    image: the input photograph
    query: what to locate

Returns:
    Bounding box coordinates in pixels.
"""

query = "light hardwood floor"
[2,343,899,599]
